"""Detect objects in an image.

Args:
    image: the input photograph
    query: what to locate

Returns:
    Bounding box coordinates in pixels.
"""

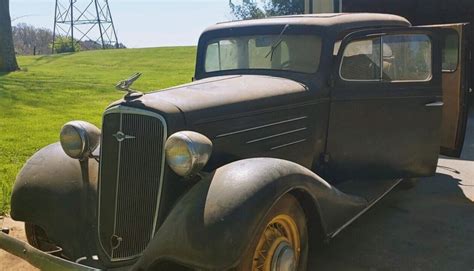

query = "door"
[432,24,470,157]
[326,28,443,181]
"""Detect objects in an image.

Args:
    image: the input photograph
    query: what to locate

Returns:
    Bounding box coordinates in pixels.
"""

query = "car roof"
[204,13,411,34]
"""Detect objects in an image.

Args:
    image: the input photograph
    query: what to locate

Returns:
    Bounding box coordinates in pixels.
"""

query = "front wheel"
[236,194,308,271]
[25,223,54,251]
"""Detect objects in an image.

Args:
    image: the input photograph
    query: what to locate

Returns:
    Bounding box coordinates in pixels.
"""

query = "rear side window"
[340,34,432,82]
[442,31,459,72]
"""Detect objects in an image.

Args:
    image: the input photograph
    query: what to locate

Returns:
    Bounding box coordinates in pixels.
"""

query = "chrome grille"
[98,106,167,261]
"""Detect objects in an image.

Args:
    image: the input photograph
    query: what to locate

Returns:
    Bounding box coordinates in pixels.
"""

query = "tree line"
[12,24,53,56]
[12,23,126,56]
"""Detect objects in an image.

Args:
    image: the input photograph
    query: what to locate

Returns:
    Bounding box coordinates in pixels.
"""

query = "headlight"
[60,121,101,160]
[165,131,213,177]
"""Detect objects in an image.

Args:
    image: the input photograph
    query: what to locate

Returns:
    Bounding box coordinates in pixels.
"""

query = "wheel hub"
[271,241,296,271]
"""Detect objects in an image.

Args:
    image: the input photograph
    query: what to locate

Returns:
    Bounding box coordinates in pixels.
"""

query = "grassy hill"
[0,47,196,214]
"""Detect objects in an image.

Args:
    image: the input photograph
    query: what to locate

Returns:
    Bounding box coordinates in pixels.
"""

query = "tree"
[229,0,304,20]
[263,0,304,17]
[229,0,265,20]
[0,0,19,72]
[52,36,81,54]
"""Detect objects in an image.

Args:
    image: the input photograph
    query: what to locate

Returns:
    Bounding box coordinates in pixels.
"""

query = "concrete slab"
[310,109,474,270]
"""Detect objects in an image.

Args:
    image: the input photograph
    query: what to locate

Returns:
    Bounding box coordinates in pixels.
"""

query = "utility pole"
[52,0,119,53]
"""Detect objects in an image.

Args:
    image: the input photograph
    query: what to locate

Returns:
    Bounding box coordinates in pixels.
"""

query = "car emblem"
[112,131,136,142]
[110,235,123,250]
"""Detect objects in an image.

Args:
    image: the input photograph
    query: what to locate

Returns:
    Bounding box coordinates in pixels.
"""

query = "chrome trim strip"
[215,116,308,138]
[270,139,307,150]
[246,128,307,144]
[111,113,123,259]
[425,101,444,107]
[96,113,107,259]
[328,178,403,239]
[97,105,168,262]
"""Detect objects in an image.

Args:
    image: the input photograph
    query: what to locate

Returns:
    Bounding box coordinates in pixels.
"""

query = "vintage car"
[0,13,470,271]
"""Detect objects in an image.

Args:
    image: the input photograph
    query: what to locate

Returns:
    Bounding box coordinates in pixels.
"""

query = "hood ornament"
[115,72,144,98]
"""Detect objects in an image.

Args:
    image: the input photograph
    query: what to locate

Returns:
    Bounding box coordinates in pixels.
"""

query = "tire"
[25,223,50,251]
[236,194,308,271]
[398,178,420,190]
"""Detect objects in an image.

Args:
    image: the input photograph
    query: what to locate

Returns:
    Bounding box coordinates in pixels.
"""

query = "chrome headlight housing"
[165,131,213,177]
[60,121,101,160]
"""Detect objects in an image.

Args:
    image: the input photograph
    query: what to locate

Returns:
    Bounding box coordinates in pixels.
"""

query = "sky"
[10,0,232,48]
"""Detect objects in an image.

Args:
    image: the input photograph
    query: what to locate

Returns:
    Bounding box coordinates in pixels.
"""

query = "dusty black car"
[0,13,470,271]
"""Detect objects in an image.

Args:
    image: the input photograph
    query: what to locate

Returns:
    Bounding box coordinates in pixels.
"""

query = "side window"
[340,34,432,82]
[382,35,432,81]
[442,31,459,72]
[340,38,381,80]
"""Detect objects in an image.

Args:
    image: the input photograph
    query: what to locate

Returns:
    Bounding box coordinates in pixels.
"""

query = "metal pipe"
[0,232,99,271]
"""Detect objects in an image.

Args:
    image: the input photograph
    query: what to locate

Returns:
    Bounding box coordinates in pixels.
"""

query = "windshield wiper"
[265,24,290,61]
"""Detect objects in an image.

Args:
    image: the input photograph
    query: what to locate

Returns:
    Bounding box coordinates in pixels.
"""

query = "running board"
[327,178,403,239]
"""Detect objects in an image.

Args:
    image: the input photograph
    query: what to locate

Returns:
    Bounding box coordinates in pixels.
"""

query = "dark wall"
[343,0,474,25]
[343,0,474,106]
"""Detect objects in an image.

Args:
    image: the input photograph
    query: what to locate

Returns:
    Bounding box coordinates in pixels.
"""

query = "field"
[0,47,196,214]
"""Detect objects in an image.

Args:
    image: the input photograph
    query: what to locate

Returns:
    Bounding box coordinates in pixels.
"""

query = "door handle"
[425,101,444,107]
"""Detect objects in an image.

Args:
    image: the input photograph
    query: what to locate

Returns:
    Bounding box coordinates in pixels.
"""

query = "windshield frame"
[195,25,329,80]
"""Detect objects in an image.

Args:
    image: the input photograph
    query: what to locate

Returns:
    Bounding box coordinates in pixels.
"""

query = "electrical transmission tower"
[52,0,119,53]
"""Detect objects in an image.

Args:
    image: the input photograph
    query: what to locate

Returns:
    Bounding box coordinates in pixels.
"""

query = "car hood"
[131,75,310,125]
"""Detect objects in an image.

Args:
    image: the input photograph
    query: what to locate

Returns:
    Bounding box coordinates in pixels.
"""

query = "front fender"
[10,142,98,259]
[133,158,368,270]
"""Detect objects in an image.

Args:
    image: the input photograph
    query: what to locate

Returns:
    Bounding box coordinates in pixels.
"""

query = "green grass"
[0,47,196,214]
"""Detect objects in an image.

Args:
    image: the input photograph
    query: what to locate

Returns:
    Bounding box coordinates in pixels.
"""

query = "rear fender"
[133,158,367,270]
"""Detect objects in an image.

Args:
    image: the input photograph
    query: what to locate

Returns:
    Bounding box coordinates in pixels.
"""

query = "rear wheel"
[236,194,308,271]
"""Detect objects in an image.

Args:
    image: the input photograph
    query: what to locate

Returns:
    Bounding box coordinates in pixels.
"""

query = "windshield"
[204,34,322,74]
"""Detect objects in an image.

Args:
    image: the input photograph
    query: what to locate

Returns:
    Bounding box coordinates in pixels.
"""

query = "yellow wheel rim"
[251,214,301,271]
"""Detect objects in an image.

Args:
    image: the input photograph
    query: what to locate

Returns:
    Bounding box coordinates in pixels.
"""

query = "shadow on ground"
[29,52,74,66]
[311,172,474,270]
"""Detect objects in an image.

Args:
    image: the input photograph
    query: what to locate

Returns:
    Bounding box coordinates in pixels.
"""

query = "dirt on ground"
[0,218,38,271]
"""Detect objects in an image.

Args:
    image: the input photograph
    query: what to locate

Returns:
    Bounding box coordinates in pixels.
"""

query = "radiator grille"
[98,107,167,261]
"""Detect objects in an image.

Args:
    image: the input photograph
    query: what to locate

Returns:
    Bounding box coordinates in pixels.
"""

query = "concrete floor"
[1,111,473,271]
[310,110,474,271]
